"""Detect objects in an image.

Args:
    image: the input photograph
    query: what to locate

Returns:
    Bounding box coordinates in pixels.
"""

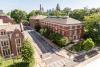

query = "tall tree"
[84,13,100,42]
[10,9,28,24]
[62,7,71,16]
[69,9,88,21]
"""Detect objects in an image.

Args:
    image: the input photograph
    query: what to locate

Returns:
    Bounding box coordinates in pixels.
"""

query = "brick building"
[0,15,16,24]
[0,17,24,58]
[29,16,83,41]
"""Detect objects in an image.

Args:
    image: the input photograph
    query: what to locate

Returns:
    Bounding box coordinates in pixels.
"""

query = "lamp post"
[11,53,15,67]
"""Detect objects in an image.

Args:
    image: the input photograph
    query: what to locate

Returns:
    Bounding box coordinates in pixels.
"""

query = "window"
[16,38,21,54]
[1,41,9,46]
[17,48,21,54]
[2,49,10,57]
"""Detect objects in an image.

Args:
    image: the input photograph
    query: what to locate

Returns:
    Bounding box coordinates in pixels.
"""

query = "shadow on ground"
[8,62,29,67]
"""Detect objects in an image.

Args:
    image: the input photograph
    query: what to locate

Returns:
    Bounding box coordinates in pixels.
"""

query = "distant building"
[29,16,84,41]
[40,4,44,13]
[0,10,4,15]
[0,16,16,24]
[0,16,24,58]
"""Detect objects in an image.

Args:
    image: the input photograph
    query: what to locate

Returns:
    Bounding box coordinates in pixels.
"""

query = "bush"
[49,33,69,47]
[39,27,50,38]
[72,41,84,52]
[83,38,95,51]
[39,27,69,47]
[72,38,95,52]
[21,39,34,64]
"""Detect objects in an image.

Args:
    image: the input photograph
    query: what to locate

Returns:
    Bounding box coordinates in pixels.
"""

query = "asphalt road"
[24,26,78,67]
[29,31,54,54]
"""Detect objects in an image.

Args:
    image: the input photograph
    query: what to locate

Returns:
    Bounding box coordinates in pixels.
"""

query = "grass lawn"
[0,58,35,67]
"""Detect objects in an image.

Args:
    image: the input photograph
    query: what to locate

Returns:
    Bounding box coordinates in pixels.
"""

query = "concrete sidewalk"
[23,31,46,67]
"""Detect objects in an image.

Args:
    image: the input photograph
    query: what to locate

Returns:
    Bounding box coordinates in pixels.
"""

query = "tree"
[21,39,34,63]
[10,9,28,24]
[61,7,71,16]
[84,13,100,32]
[84,13,100,42]
[69,9,88,21]
[28,10,36,21]
[49,10,62,16]
[39,27,50,38]
[83,38,95,51]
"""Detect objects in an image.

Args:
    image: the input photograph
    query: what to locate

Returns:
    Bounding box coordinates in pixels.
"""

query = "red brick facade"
[0,29,24,58]
[0,16,15,24]
[30,16,84,41]
[0,15,24,58]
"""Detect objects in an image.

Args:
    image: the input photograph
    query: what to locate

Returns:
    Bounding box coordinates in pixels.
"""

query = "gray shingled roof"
[43,16,82,25]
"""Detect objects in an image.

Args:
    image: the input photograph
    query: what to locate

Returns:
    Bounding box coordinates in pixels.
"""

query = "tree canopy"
[21,39,34,63]
[10,9,28,24]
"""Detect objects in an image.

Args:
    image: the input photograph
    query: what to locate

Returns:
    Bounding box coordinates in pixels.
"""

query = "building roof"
[43,16,82,25]
[0,24,21,32]
[30,15,47,20]
[0,16,15,24]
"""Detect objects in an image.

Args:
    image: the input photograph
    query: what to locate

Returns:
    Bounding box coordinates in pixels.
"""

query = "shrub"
[72,41,84,52]
[21,39,34,63]
[39,27,50,38]
[83,38,95,51]
[49,33,69,47]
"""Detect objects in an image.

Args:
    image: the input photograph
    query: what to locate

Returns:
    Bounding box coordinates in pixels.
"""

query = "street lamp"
[11,53,15,67]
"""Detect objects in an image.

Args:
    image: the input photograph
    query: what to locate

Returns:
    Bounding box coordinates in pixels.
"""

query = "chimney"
[20,23,24,32]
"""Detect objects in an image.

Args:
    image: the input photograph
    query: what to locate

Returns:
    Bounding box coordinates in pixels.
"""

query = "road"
[24,26,78,67]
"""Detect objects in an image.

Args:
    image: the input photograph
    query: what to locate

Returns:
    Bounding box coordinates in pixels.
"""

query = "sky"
[0,0,100,13]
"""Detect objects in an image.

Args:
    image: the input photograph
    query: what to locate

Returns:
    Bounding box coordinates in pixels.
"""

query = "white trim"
[0,40,11,57]
[15,38,21,55]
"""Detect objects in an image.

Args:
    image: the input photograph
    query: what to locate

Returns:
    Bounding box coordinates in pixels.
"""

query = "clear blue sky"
[0,0,100,13]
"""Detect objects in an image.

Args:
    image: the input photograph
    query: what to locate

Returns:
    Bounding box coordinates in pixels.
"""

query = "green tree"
[10,9,28,24]
[61,7,71,16]
[21,39,34,63]
[84,13,100,32]
[84,13,100,42]
[69,9,89,21]
[83,38,95,51]
[49,33,69,47]
[49,10,62,16]
[40,27,50,37]
[27,10,36,21]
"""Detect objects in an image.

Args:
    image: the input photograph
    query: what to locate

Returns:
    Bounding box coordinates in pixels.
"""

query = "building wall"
[30,18,83,41]
[0,29,24,58]
[40,21,83,40]
[10,29,24,56]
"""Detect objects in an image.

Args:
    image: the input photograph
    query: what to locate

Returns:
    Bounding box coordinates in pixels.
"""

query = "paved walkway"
[23,31,46,67]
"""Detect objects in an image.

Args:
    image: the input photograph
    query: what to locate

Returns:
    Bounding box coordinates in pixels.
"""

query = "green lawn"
[0,58,35,67]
